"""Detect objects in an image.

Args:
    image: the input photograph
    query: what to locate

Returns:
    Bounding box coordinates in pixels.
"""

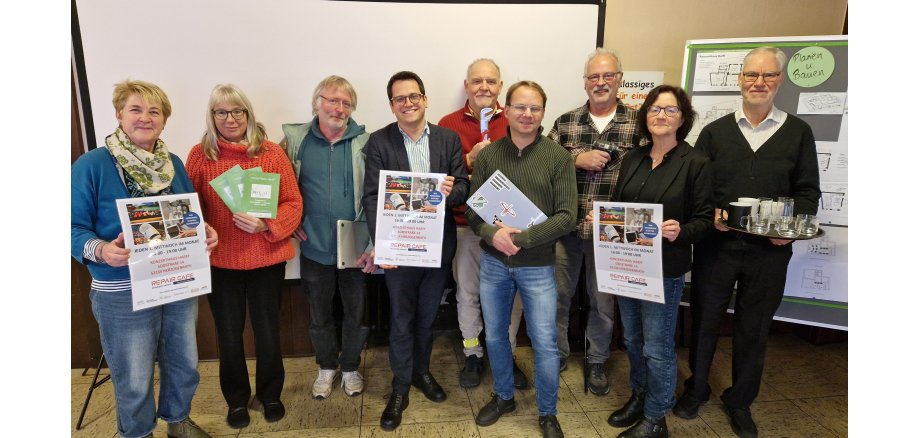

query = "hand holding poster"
[374,170,447,267]
[116,193,212,310]
[593,202,664,303]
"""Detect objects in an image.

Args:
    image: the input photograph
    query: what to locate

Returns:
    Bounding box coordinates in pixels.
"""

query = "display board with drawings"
[681,36,848,330]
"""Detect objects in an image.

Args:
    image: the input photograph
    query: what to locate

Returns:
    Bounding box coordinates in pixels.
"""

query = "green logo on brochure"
[470,194,487,209]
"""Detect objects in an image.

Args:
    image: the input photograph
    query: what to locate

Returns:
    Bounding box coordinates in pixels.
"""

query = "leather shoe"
[512,359,530,390]
[672,392,706,419]
[412,372,447,402]
[262,400,285,423]
[459,355,485,388]
[539,414,565,438]
[608,391,645,427]
[380,392,409,431]
[226,406,250,429]
[722,398,757,438]
[475,393,516,426]
[617,416,668,438]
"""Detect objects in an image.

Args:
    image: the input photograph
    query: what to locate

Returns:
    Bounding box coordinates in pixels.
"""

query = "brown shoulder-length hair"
[636,85,696,142]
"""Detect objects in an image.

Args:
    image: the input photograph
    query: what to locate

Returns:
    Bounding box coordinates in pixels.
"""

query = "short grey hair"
[311,75,358,116]
[466,58,501,80]
[584,48,623,75]
[743,46,788,71]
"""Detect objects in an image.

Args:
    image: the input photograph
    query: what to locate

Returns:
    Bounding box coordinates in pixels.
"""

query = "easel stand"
[76,353,110,430]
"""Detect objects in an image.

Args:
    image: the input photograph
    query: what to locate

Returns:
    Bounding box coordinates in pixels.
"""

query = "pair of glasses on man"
[390,93,425,106]
[647,105,681,117]
[212,109,248,120]
[741,71,782,83]
[319,95,353,110]
[508,104,544,115]
[584,72,623,83]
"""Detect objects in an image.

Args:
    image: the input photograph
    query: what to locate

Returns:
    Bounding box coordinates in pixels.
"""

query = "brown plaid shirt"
[548,100,643,239]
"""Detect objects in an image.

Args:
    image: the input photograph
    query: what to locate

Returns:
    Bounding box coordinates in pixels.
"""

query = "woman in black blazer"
[602,85,714,438]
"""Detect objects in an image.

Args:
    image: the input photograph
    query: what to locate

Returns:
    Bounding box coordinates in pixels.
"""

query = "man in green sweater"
[466,81,577,438]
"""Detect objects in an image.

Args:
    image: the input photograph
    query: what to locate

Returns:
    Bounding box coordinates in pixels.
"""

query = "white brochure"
[116,193,212,311]
[593,202,664,303]
[374,170,447,267]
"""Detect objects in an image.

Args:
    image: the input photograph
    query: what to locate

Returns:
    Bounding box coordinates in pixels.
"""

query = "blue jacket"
[283,118,372,265]
[71,147,194,281]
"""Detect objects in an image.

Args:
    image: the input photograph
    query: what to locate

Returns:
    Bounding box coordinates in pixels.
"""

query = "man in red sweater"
[438,59,527,390]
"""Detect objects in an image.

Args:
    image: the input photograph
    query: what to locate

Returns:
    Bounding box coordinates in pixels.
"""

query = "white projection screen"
[73,0,603,161]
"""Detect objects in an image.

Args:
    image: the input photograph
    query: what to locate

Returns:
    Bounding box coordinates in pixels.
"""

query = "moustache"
[593,84,611,93]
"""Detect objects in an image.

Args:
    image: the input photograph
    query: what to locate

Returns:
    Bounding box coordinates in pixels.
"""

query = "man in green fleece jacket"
[466,81,576,438]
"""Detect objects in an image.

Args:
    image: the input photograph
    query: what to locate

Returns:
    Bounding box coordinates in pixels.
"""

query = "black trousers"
[209,263,286,408]
[301,256,369,372]
[384,266,450,396]
[685,233,793,409]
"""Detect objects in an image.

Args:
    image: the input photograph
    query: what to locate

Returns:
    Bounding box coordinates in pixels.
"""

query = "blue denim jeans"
[90,289,200,438]
[617,277,684,419]
[479,251,559,416]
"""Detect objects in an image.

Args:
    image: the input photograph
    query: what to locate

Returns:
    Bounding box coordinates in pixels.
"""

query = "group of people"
[71,44,819,438]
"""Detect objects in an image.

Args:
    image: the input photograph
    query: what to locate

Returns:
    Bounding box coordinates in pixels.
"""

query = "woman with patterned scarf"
[71,80,217,438]
[186,84,302,429]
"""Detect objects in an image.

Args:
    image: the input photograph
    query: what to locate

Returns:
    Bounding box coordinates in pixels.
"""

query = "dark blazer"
[613,141,714,277]
[362,122,470,267]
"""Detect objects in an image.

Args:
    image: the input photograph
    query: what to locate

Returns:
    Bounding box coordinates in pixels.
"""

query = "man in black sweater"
[673,47,820,438]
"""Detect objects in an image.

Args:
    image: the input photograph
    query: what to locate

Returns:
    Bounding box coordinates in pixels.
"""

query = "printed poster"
[593,202,664,303]
[116,193,212,310]
[374,170,447,267]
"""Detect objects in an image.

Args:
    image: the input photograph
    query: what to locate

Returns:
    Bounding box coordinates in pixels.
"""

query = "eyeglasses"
[319,95,353,111]
[741,71,782,83]
[390,93,424,106]
[584,72,623,83]
[647,105,681,117]
[213,108,247,120]
[508,104,544,115]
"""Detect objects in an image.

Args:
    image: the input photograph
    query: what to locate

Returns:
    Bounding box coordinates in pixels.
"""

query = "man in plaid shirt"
[548,48,642,396]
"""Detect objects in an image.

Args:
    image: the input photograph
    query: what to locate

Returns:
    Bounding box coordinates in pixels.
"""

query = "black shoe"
[460,355,485,388]
[672,392,706,419]
[587,362,610,395]
[608,391,645,427]
[411,372,447,402]
[617,416,668,438]
[380,392,409,431]
[512,359,530,390]
[722,398,758,438]
[262,400,285,423]
[539,414,565,438]
[475,393,516,426]
[226,406,250,429]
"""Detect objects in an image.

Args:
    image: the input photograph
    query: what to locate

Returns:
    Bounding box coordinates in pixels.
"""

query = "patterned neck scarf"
[104,127,175,195]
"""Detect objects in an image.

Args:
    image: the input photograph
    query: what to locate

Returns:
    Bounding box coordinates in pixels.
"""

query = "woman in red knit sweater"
[186,84,302,429]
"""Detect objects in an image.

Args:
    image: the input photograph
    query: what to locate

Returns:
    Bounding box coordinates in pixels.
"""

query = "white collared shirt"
[735,106,787,152]
[399,123,431,173]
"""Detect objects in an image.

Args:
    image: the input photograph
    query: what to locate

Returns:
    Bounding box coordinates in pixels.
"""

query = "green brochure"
[209,165,241,212]
[242,171,280,218]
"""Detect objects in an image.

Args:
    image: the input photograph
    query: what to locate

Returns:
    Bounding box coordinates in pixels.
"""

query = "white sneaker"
[342,371,364,396]
[312,369,338,399]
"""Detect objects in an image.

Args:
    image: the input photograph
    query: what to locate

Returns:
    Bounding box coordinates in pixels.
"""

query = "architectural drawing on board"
[801,269,830,291]
[805,236,836,256]
[820,191,846,212]
[687,95,741,145]
[817,152,832,171]
[709,63,742,87]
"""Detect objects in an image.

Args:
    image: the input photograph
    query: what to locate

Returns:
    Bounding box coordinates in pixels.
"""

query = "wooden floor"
[71,330,846,437]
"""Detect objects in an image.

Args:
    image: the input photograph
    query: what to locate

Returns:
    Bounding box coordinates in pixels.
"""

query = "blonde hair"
[200,84,266,160]
[312,75,358,116]
[112,79,172,120]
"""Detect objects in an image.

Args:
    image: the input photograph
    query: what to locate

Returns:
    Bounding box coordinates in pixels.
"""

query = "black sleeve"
[444,132,470,208]
[790,124,821,216]
[362,133,384,243]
